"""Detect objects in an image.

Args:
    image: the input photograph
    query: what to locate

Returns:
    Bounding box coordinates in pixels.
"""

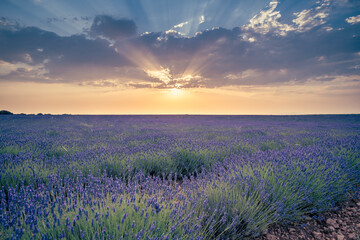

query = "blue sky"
[0,0,360,114]
[0,0,270,36]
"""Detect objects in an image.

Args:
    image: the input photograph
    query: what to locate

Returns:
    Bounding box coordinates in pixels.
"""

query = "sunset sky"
[0,0,360,114]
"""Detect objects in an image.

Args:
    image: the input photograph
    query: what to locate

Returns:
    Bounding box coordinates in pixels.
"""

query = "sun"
[168,88,184,97]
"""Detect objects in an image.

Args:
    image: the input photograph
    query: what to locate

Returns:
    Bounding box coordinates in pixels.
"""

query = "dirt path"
[255,197,360,240]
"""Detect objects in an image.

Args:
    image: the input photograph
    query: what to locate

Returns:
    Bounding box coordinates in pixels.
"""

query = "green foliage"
[0,144,29,155]
[259,140,284,151]
[194,153,356,239]
[1,192,190,239]
[295,137,319,147]
[0,160,55,187]
[197,180,276,239]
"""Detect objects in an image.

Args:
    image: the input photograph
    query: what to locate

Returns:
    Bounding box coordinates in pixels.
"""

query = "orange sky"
[1,79,359,114]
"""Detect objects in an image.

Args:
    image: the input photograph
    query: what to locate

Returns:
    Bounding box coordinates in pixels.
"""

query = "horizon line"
[3,113,360,116]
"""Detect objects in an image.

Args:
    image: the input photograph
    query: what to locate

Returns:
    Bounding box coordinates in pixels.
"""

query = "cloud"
[145,67,172,84]
[0,8,359,91]
[0,25,133,83]
[46,16,92,27]
[89,15,137,40]
[163,29,185,39]
[244,1,295,36]
[80,79,121,88]
[0,26,126,65]
[292,0,330,32]
[173,21,189,29]
[244,0,333,37]
[0,59,49,82]
[346,14,360,25]
[199,16,205,24]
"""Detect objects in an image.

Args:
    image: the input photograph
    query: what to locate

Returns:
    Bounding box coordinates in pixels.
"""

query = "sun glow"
[168,88,184,97]
[145,67,172,84]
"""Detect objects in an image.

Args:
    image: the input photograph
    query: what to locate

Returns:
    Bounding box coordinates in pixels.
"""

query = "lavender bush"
[0,115,359,239]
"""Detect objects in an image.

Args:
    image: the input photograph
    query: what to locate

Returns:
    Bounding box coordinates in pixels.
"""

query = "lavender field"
[0,115,359,239]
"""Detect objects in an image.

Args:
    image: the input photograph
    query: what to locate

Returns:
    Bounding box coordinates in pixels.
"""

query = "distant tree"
[0,110,13,115]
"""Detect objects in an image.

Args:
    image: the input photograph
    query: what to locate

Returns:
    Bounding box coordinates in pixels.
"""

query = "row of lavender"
[0,115,359,239]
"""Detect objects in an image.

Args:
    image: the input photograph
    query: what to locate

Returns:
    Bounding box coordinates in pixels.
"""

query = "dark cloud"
[46,16,92,25]
[0,27,126,65]
[0,24,132,83]
[90,15,137,40]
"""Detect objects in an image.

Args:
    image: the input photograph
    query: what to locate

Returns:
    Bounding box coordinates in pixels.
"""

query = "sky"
[0,0,360,114]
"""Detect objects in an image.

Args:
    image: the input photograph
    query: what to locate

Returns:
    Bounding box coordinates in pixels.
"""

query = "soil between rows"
[255,196,360,240]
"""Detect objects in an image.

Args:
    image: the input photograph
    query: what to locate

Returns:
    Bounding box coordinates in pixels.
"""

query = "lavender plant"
[0,115,359,239]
